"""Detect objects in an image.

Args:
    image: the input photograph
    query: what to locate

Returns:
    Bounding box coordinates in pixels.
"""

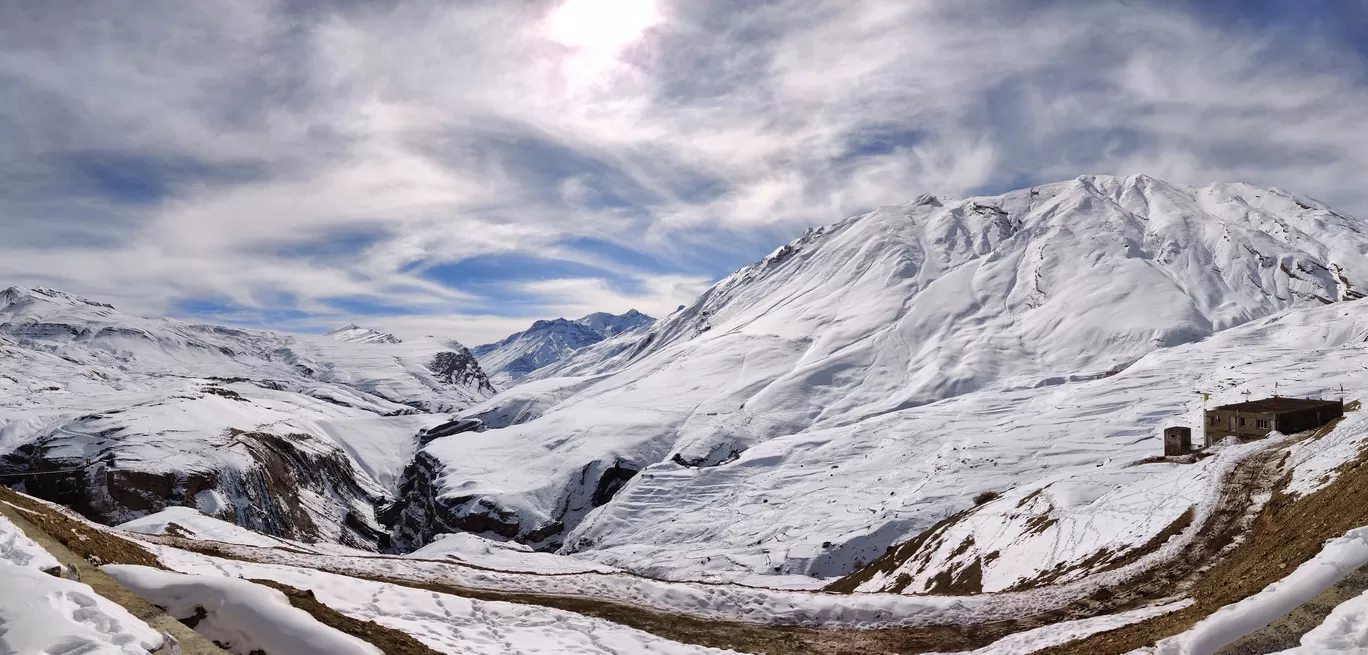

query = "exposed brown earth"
[0,484,160,567]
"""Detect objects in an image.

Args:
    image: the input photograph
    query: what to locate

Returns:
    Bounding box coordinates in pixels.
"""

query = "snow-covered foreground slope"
[107,565,384,655]
[472,310,654,387]
[142,546,742,655]
[0,513,165,654]
[401,175,1368,584]
[0,286,495,548]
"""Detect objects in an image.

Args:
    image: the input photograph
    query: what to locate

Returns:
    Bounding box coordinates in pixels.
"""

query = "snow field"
[105,565,383,655]
[0,514,164,655]
[406,532,619,574]
[420,176,1368,587]
[142,546,742,655]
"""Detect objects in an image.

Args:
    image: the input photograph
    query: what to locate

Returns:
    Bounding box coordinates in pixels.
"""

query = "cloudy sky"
[3,0,1368,344]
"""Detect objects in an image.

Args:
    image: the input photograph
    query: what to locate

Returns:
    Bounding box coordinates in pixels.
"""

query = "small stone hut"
[1203,397,1344,447]
[1163,426,1192,456]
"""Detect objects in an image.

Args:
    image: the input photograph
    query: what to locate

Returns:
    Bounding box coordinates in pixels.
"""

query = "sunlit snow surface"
[106,565,383,655]
[0,514,164,654]
[1272,587,1368,653]
[144,546,742,655]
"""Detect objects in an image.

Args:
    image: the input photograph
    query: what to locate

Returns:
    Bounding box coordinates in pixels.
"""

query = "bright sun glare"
[546,0,658,51]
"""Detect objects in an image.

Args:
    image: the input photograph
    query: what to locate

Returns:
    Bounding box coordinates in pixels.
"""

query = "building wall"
[1203,401,1344,447]
[1276,404,1344,434]
[1203,409,1275,446]
[1164,428,1192,456]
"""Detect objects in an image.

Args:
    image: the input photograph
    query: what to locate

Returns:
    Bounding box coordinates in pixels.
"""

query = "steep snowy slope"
[472,310,654,387]
[0,287,495,547]
[395,175,1368,581]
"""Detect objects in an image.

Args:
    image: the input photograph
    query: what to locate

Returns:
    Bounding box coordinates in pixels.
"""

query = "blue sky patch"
[56,150,267,205]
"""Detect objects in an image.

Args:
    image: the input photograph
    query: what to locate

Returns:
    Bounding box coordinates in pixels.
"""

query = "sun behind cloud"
[545,0,658,52]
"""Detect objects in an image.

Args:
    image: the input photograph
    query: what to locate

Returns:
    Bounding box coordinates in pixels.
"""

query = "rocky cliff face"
[383,450,639,551]
[3,427,390,549]
[428,349,495,396]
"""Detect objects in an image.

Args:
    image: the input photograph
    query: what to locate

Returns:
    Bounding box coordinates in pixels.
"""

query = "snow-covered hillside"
[472,310,653,387]
[397,175,1368,584]
[0,286,495,547]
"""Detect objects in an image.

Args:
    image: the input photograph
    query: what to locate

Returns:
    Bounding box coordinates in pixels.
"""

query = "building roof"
[1212,397,1341,413]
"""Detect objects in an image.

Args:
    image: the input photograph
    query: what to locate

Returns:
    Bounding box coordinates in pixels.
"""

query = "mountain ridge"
[471,309,655,388]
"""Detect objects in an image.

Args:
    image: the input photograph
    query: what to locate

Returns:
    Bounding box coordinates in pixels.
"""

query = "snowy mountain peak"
[471,310,656,387]
[575,309,654,337]
[327,323,403,344]
[537,174,1368,384]
[1,286,116,313]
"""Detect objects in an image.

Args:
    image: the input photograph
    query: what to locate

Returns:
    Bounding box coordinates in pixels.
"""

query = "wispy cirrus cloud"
[2,0,1368,344]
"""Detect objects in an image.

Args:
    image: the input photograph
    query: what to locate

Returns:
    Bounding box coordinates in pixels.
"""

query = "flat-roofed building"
[1203,397,1343,447]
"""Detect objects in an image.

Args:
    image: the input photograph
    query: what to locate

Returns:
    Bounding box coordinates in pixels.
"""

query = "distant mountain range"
[470,310,654,388]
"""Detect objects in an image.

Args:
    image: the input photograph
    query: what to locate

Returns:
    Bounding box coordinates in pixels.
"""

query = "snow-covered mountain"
[0,286,495,548]
[472,310,654,387]
[7,174,1368,599]
[326,323,402,344]
[395,175,1368,582]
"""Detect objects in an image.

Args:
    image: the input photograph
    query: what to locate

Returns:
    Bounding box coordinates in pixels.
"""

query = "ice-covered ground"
[0,514,164,654]
[406,532,618,574]
[118,505,296,549]
[927,600,1192,655]
[120,504,618,574]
